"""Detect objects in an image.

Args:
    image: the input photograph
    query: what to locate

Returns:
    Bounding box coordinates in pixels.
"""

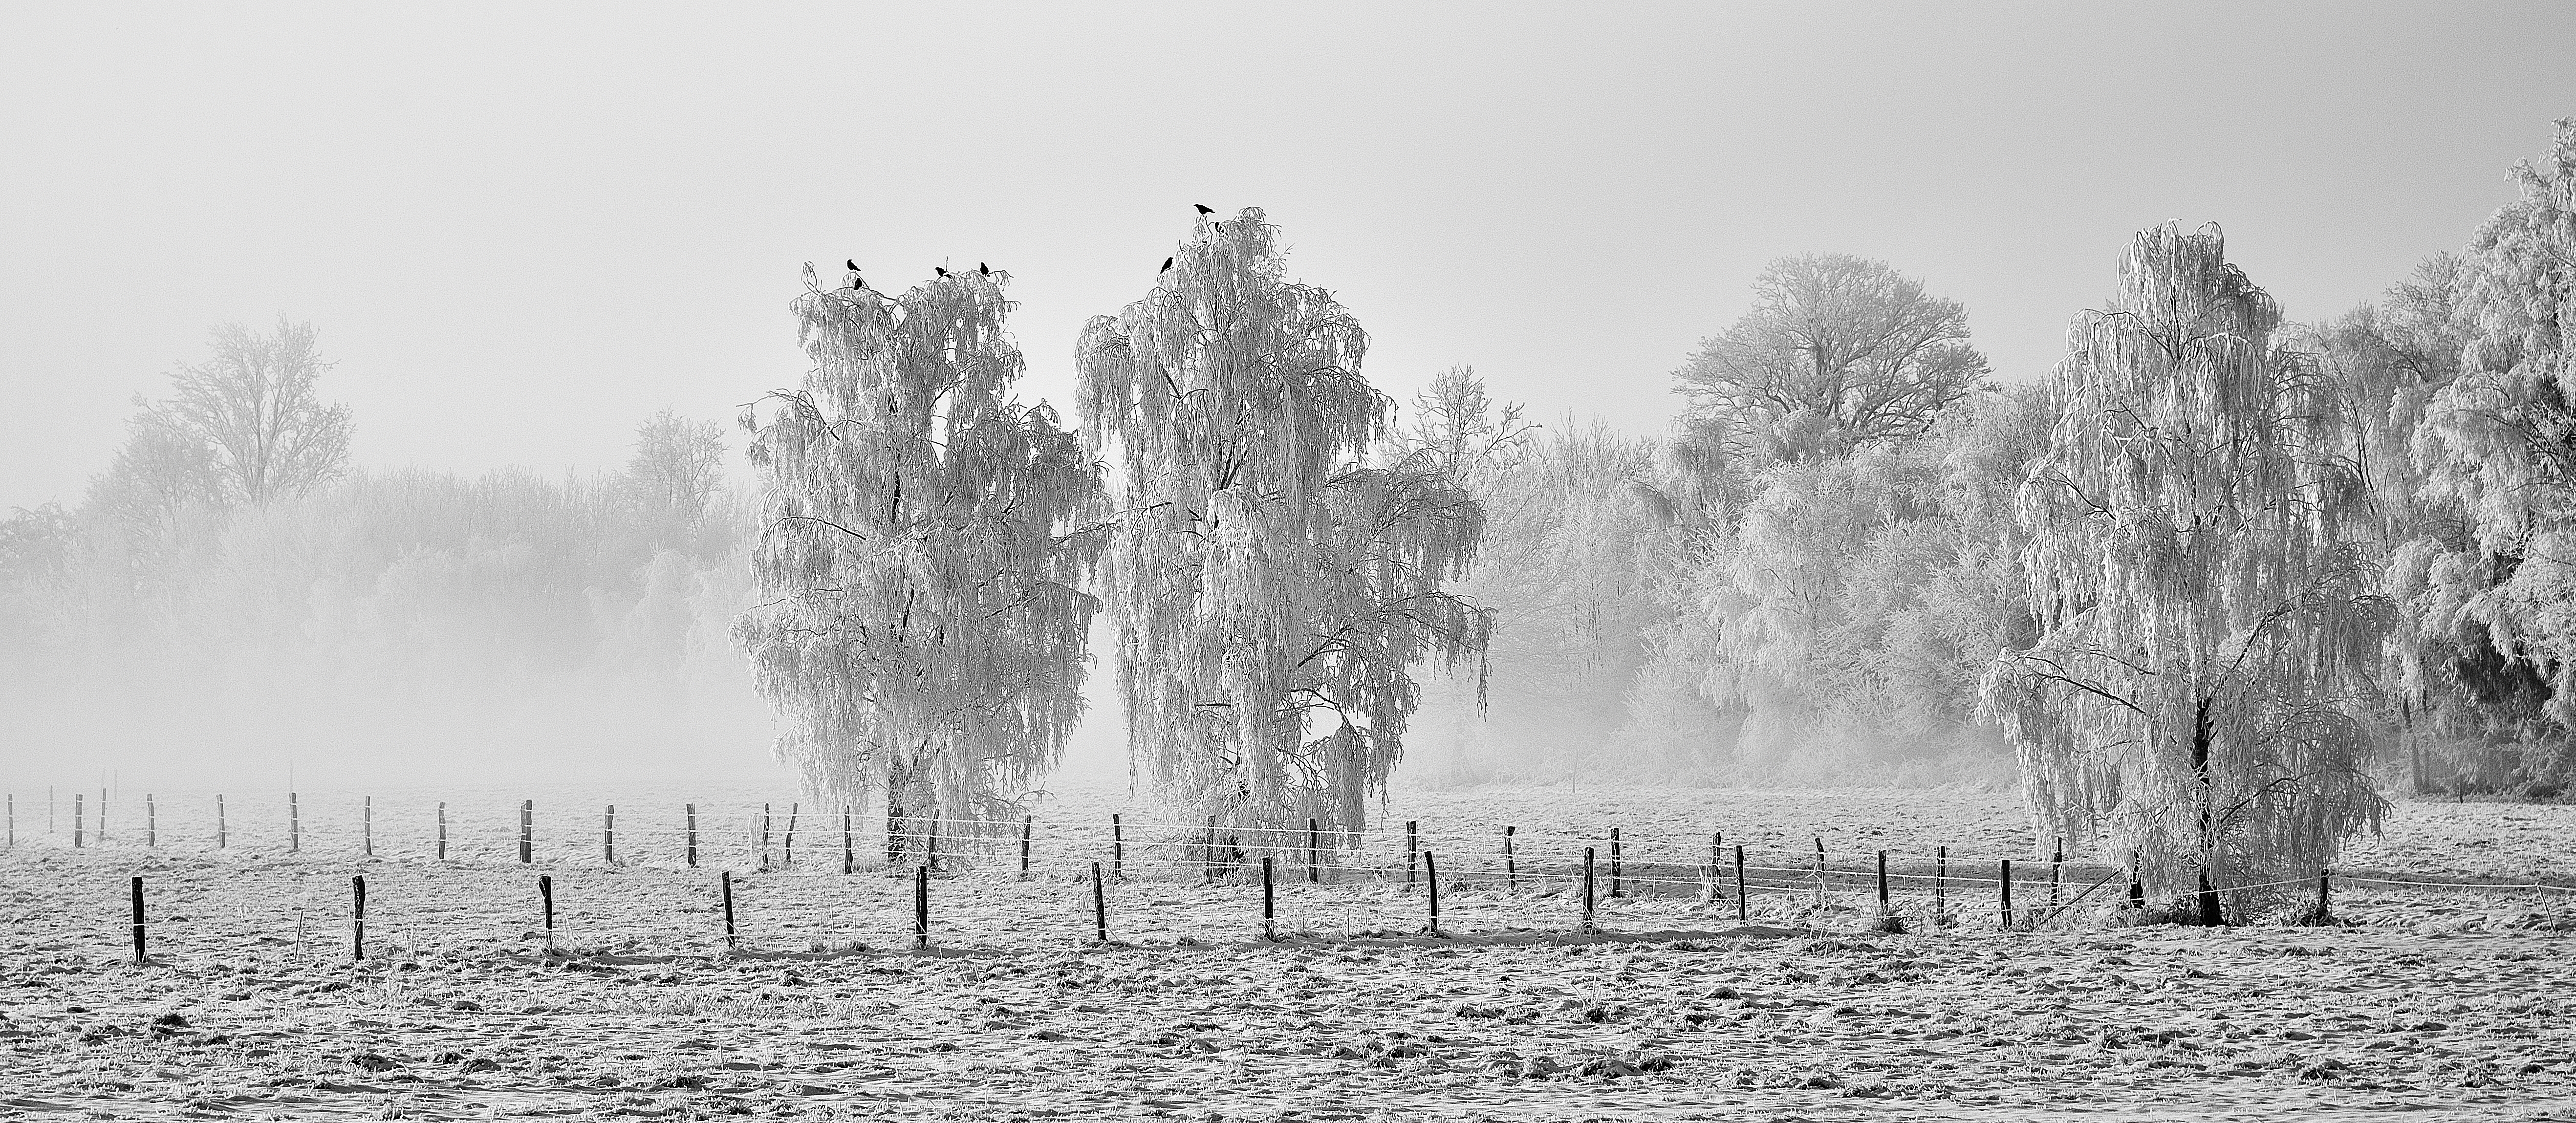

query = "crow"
[934,266,949,279]
[978,262,990,277]
[1194,204,1214,216]
[1160,257,1173,274]
[843,260,864,290]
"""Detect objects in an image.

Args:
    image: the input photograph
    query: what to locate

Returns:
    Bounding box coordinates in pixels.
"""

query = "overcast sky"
[3,3,2572,514]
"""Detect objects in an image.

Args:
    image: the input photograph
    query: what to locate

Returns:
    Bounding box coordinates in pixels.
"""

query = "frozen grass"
[3,783,2573,1119]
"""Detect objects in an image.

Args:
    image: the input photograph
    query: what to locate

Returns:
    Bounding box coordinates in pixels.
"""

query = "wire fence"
[7,791,2573,965]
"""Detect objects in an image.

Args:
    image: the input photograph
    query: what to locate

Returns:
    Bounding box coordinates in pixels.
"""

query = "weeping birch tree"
[737,265,1104,857]
[1983,223,2389,924]
[1076,208,1491,834]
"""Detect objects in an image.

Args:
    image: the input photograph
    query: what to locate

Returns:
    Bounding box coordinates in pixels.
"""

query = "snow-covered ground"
[4,784,2572,1120]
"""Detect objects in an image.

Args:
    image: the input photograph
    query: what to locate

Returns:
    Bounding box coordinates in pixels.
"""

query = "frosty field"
[4,784,2574,1122]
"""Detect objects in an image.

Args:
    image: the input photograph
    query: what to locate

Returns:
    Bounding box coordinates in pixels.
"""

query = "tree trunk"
[2191,696,2224,926]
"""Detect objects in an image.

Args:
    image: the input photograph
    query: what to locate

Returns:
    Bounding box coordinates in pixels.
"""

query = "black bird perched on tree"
[1195,203,1222,233]
[978,262,990,277]
[844,260,864,291]
[1160,256,1173,274]
[934,266,948,279]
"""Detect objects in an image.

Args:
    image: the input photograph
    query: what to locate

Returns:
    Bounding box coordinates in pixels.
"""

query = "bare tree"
[150,317,351,506]
[1674,254,1987,466]
[625,408,728,530]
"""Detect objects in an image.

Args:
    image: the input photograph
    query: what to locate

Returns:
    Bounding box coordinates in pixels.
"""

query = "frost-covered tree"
[737,265,1103,852]
[1985,223,2389,923]
[2396,119,2576,794]
[1675,254,1989,467]
[150,317,351,506]
[626,409,729,536]
[1077,209,1490,833]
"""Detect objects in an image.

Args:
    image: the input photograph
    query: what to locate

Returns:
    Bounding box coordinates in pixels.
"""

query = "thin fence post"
[289,792,301,854]
[760,803,772,871]
[1875,850,1890,918]
[604,804,615,865]
[784,803,800,869]
[1425,851,1441,936]
[2316,866,2332,920]
[1261,856,1276,940]
[928,812,942,873]
[1934,845,1948,927]
[2050,839,2063,907]
[913,864,930,948]
[1092,861,1108,943]
[363,796,372,859]
[1999,858,2013,930]
[1704,831,1721,904]
[1308,817,1321,884]
[1581,846,1597,934]
[1406,821,1419,890]
[1204,815,1218,884]
[720,871,736,949]
[1019,816,1033,881]
[216,795,226,850]
[1504,825,1518,894]
[1111,814,1124,880]
[130,876,146,965]
[540,874,555,952]
[351,875,366,961]
[1733,843,1747,924]
[1608,827,1623,898]
[74,791,84,849]
[147,795,156,849]
[2127,854,2145,910]
[518,799,531,864]
[686,804,698,868]
[842,809,854,876]
[436,801,448,861]
[1814,836,1825,880]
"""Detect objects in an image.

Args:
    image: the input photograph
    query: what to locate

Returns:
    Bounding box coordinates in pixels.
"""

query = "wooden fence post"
[1704,831,1721,904]
[1999,859,2013,930]
[759,803,772,871]
[784,803,799,869]
[1934,845,1948,926]
[2128,855,2146,910]
[913,864,930,948]
[1581,846,1597,934]
[604,804,615,865]
[842,809,854,875]
[363,796,372,858]
[1425,851,1441,936]
[1092,860,1109,943]
[720,871,736,949]
[130,876,146,965]
[2316,866,2332,920]
[290,792,300,854]
[1308,818,1321,884]
[539,874,555,952]
[147,795,156,849]
[216,795,226,850]
[518,799,532,864]
[1608,827,1624,898]
[1875,850,1890,918]
[351,875,367,961]
[1733,843,1748,924]
[1261,856,1276,940]
[685,804,698,868]
[1204,815,1219,883]
[1019,816,1033,880]
[2050,839,2063,907]
[75,791,85,848]
[1504,825,1517,893]
[1111,814,1124,880]
[1406,821,1419,890]
[927,812,942,873]
[436,801,447,861]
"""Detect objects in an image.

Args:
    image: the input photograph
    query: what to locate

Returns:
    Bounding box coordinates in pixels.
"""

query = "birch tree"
[1076,208,1490,834]
[737,265,1103,854]
[1984,223,2389,924]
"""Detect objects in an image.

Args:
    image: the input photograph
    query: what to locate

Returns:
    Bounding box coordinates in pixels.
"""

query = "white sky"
[3,3,2573,513]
